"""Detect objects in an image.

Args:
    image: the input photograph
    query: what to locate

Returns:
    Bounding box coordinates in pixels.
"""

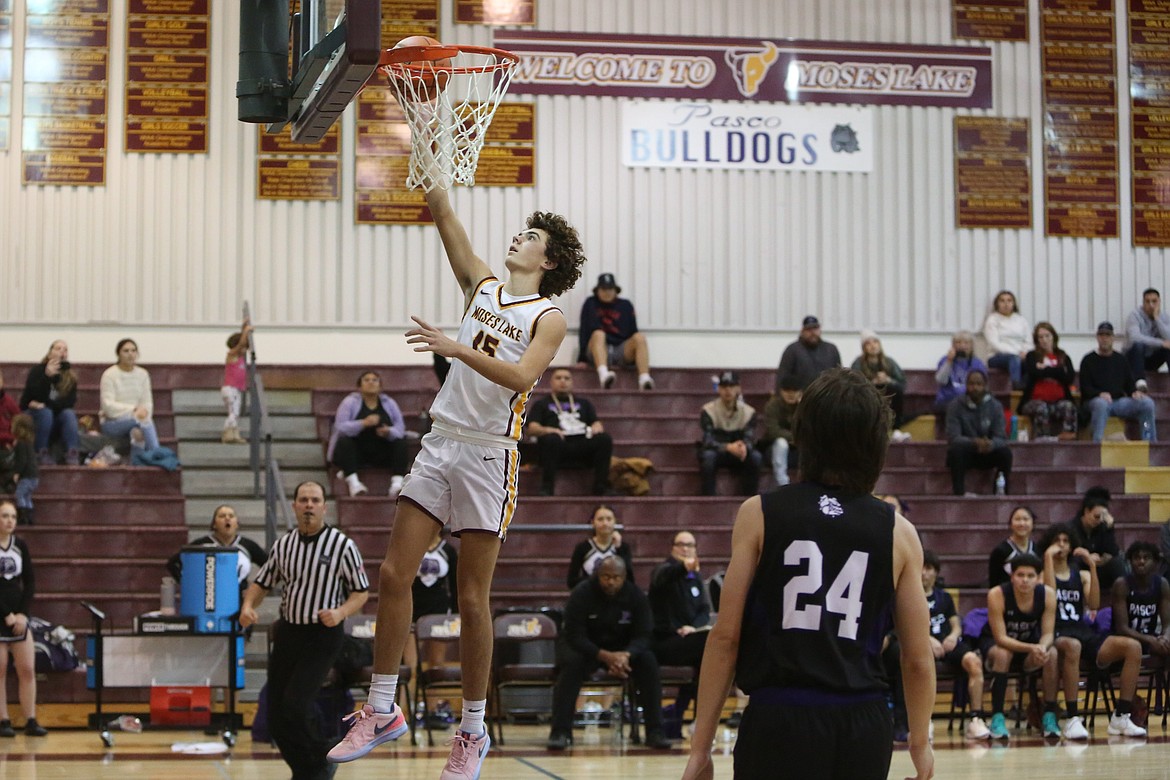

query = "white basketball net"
[379,48,518,191]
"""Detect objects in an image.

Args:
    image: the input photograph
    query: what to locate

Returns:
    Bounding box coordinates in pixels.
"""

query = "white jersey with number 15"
[429,277,561,445]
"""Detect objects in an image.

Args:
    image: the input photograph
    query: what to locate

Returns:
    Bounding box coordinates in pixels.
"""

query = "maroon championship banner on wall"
[1040,0,1119,239]
[953,1,1029,42]
[1130,0,1170,246]
[22,0,111,186]
[493,31,994,108]
[125,0,211,153]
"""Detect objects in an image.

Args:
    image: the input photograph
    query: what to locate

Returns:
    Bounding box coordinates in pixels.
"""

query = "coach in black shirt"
[547,557,670,750]
[241,482,369,780]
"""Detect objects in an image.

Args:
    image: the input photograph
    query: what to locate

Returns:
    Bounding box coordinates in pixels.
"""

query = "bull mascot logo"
[725,41,780,98]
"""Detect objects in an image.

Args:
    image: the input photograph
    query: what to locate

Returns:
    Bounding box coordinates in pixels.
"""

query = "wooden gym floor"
[0,720,1169,779]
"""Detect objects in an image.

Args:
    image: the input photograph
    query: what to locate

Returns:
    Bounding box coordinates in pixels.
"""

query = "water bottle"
[609,701,623,745]
[160,576,176,615]
[995,472,1006,495]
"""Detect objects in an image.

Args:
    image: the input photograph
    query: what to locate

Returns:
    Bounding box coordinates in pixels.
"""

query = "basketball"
[390,35,452,103]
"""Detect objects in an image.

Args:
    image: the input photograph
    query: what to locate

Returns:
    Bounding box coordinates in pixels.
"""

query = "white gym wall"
[0,0,1165,368]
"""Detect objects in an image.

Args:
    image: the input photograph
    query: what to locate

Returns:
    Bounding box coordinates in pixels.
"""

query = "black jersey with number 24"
[736,483,896,696]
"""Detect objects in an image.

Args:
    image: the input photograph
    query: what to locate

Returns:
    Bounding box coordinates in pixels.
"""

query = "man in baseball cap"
[775,315,841,393]
[579,273,655,390]
[698,370,762,496]
[1078,320,1157,442]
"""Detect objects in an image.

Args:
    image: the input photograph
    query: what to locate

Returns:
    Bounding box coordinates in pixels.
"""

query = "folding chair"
[491,612,558,746]
[644,664,695,741]
[1142,655,1169,728]
[1084,660,1118,731]
[414,614,463,746]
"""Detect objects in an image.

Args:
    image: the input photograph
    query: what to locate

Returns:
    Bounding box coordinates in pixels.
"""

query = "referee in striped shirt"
[241,481,369,780]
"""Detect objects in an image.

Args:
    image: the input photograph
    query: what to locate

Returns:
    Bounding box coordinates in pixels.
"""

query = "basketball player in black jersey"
[1112,541,1170,658]
[682,369,934,780]
[979,553,1061,739]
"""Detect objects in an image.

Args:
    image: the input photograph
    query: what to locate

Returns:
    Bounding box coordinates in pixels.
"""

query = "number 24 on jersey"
[783,540,870,641]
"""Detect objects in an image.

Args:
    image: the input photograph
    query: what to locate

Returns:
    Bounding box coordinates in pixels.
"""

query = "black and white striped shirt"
[254,526,368,625]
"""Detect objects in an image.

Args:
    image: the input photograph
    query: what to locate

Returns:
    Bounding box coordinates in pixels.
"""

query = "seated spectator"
[1,416,38,526]
[166,504,268,595]
[648,531,712,672]
[1079,321,1157,442]
[923,550,989,740]
[0,500,48,737]
[698,371,761,496]
[526,368,614,496]
[933,331,988,416]
[405,526,458,675]
[1063,486,1125,590]
[326,371,407,497]
[945,369,1012,496]
[987,505,1037,588]
[546,557,670,750]
[1017,322,1077,441]
[775,315,841,392]
[648,531,711,736]
[982,290,1032,389]
[19,340,80,465]
[578,273,654,390]
[1112,541,1170,662]
[0,370,19,451]
[1124,288,1170,385]
[567,504,633,589]
[99,339,160,454]
[851,330,910,438]
[760,377,800,488]
[978,554,1061,739]
[1039,524,1146,739]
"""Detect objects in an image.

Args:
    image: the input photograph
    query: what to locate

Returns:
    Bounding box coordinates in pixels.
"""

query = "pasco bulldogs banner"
[622,102,874,172]
[494,31,993,109]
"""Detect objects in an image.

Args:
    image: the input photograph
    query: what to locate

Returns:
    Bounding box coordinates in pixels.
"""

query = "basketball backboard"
[237,0,381,142]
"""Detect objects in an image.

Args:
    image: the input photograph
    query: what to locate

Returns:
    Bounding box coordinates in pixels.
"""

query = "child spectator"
[0,370,19,450]
[221,318,252,444]
[4,417,38,527]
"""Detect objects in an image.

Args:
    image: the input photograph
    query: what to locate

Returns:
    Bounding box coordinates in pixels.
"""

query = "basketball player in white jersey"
[329,178,585,779]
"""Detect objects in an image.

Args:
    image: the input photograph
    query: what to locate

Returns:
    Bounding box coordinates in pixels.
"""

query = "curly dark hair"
[528,211,586,298]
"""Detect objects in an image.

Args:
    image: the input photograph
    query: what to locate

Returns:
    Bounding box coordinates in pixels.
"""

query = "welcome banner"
[494,31,993,108]
[622,101,874,172]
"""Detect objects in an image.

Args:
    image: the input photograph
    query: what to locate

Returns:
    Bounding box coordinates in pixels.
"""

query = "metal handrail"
[242,303,294,550]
